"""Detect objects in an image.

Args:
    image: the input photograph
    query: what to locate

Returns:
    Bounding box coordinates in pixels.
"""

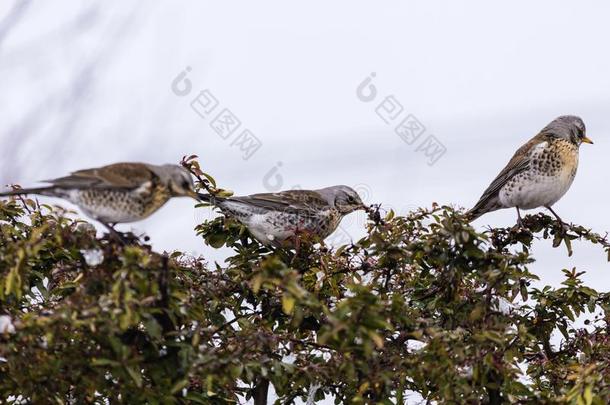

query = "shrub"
[1,173,609,404]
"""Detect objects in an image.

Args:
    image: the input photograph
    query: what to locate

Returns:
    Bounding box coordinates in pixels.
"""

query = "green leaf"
[520,281,528,302]
[170,379,189,394]
[91,358,121,367]
[282,295,295,315]
[584,385,593,405]
[125,366,143,388]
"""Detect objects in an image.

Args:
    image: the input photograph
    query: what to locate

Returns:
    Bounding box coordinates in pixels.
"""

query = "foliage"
[1,172,609,404]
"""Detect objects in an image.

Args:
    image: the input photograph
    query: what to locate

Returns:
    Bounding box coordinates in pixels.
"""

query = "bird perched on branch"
[468,115,593,225]
[198,186,368,247]
[0,162,198,237]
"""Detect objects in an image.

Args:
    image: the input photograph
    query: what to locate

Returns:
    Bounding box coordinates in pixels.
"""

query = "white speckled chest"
[64,181,171,223]
[499,139,579,210]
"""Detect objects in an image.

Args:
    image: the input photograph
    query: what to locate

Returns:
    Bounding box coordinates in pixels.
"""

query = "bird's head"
[157,164,198,199]
[542,115,593,147]
[321,185,368,215]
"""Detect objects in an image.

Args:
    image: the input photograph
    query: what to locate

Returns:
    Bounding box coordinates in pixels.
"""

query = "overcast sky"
[1,2,609,402]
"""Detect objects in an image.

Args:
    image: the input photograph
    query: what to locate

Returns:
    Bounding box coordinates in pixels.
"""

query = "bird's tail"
[196,193,224,205]
[465,196,501,222]
[465,206,485,222]
[0,187,54,198]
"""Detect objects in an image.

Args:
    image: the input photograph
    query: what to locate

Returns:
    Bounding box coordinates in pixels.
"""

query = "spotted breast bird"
[467,115,593,225]
[0,162,198,235]
[198,186,368,247]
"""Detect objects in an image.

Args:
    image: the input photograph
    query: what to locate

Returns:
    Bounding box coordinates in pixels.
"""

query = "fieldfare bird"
[198,186,368,247]
[468,115,593,224]
[0,162,198,234]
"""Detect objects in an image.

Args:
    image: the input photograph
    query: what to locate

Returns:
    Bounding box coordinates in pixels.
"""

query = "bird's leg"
[101,222,127,245]
[516,207,524,228]
[289,229,302,266]
[545,206,567,231]
[294,233,301,257]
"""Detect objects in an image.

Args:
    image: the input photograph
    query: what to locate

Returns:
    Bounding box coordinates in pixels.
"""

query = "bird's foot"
[513,217,530,233]
[102,224,140,246]
[545,207,569,234]
[554,220,570,236]
[511,215,534,237]
[106,231,129,246]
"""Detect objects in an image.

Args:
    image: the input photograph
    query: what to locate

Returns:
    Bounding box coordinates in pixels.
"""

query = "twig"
[180,155,216,196]
[208,310,263,335]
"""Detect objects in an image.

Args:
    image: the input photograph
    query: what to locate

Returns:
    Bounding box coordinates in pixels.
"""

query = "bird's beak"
[187,189,200,199]
[582,136,594,144]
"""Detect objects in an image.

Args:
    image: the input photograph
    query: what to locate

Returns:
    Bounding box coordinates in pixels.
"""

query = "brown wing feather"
[232,190,329,212]
[468,133,549,219]
[45,162,155,189]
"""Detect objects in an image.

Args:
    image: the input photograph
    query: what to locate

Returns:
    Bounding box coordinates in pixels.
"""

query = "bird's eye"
[182,180,190,189]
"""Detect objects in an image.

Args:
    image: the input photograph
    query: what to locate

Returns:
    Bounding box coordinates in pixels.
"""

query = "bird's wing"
[231,190,329,213]
[470,133,549,212]
[44,163,155,190]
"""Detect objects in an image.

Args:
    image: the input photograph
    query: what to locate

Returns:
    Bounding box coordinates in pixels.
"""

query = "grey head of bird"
[541,115,593,146]
[317,185,367,215]
[148,164,197,199]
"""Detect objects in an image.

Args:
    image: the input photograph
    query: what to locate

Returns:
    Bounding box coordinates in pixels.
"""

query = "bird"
[197,186,368,247]
[0,162,198,237]
[467,115,593,225]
